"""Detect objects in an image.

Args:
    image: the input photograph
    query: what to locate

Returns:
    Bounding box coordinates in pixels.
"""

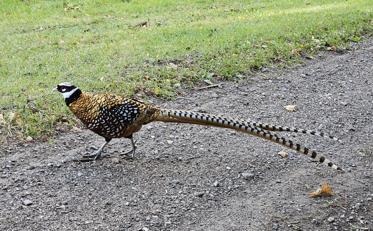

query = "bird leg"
[120,135,137,158]
[82,138,111,161]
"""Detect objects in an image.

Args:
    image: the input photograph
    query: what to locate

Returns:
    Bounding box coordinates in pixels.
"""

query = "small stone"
[141,227,149,231]
[241,172,255,180]
[25,136,33,142]
[213,181,220,187]
[22,199,33,206]
[327,217,335,223]
[166,140,173,145]
[278,151,289,158]
[284,105,297,112]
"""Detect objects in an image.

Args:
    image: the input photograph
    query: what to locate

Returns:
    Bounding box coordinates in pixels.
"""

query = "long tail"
[155,109,342,171]
[243,120,340,142]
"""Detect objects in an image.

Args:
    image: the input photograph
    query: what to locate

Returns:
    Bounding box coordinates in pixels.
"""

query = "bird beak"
[52,86,58,92]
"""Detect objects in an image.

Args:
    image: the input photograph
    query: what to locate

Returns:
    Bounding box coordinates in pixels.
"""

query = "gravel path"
[1,40,372,231]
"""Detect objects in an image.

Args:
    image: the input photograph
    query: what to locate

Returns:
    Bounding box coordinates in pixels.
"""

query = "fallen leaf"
[278,151,288,158]
[8,112,23,126]
[291,48,302,56]
[8,112,18,123]
[326,46,337,51]
[284,105,297,112]
[309,182,334,198]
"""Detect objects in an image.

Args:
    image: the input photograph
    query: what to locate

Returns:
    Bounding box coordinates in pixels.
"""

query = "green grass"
[0,0,372,140]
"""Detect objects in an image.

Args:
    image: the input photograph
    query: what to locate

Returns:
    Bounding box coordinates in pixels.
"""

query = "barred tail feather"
[155,109,342,171]
[244,120,341,142]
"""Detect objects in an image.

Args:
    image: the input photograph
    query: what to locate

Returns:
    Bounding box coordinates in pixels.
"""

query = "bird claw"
[81,149,103,161]
[120,147,137,158]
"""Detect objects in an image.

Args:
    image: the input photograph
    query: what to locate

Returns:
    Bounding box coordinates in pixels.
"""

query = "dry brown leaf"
[8,112,17,123]
[284,105,297,112]
[309,182,334,198]
[8,112,23,126]
[278,151,288,158]
[326,46,337,51]
[291,48,302,56]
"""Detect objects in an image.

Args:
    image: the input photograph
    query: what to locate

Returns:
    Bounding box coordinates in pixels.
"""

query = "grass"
[0,0,372,141]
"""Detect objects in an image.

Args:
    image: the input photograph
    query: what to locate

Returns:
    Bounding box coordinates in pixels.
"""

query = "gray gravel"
[1,39,373,231]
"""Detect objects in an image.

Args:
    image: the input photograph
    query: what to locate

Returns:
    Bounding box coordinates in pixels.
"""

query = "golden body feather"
[68,92,159,139]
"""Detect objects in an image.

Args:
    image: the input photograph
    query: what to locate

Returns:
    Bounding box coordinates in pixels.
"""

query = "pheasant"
[54,82,342,170]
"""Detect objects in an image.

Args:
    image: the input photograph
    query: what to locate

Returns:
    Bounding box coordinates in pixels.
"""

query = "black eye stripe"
[58,85,76,92]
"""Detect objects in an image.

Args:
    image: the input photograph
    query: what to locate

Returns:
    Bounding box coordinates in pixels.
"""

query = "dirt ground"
[1,40,372,231]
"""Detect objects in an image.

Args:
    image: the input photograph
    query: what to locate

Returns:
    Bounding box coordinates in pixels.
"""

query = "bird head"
[54,82,79,99]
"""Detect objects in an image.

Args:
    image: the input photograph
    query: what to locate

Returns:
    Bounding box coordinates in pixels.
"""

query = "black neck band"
[65,89,82,106]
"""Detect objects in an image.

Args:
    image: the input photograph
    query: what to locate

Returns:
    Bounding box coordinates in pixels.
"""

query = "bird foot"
[120,147,137,158]
[81,149,103,161]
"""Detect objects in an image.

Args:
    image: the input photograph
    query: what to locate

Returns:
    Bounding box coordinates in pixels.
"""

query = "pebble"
[278,151,289,158]
[26,136,33,142]
[166,140,174,145]
[241,172,255,180]
[327,217,335,223]
[22,199,33,206]
[284,105,297,112]
[212,181,220,187]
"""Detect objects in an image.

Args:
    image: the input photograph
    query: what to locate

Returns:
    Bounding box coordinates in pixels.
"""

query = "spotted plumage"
[55,83,342,171]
